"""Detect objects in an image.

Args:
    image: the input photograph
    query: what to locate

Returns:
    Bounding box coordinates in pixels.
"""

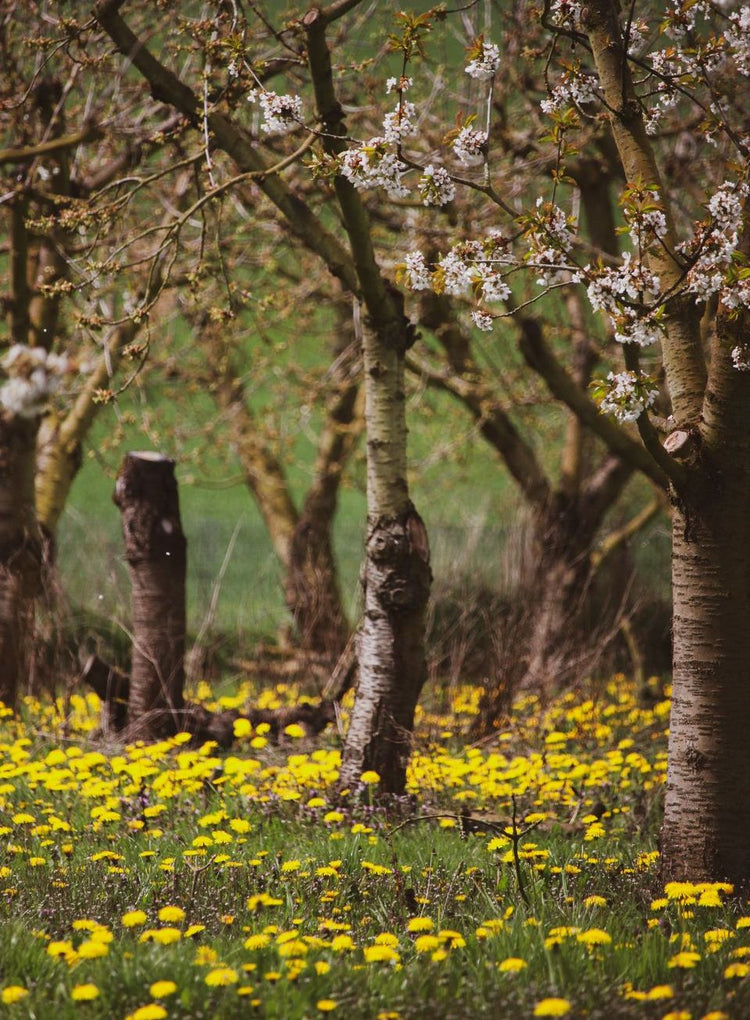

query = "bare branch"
[0,124,102,166]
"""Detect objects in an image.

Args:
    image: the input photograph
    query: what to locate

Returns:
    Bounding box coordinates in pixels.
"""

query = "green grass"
[0,680,747,1019]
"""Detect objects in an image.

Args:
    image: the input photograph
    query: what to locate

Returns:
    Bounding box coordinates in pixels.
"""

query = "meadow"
[1,678,748,1020]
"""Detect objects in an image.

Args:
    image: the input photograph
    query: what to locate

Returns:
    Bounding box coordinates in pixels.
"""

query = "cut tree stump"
[113,452,187,738]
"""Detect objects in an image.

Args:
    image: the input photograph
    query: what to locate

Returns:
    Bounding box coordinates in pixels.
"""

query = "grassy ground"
[0,678,747,1019]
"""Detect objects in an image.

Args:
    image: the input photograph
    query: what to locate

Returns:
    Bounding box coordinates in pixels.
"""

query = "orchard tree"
[384,0,749,883]
[93,0,432,791]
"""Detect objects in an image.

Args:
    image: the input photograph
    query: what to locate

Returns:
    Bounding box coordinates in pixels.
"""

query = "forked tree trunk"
[337,325,432,794]
[113,452,187,738]
[197,312,355,660]
[0,416,42,706]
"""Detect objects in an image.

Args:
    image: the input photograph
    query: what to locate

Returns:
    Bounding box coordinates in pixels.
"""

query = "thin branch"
[591,494,666,571]
[0,125,102,166]
[94,0,359,295]
[516,315,682,489]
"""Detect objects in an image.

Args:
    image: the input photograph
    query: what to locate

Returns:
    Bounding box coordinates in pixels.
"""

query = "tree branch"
[407,348,551,508]
[93,0,359,295]
[584,0,707,426]
[0,125,102,166]
[591,494,666,571]
[516,316,681,489]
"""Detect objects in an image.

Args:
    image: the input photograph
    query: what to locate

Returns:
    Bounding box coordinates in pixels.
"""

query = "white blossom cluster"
[540,68,599,114]
[471,310,495,331]
[382,100,418,142]
[680,180,749,303]
[452,126,488,166]
[525,200,576,286]
[0,345,68,419]
[247,89,303,135]
[599,370,658,423]
[644,50,681,134]
[400,251,431,290]
[399,235,513,319]
[628,207,668,249]
[732,344,750,370]
[418,165,455,207]
[339,138,410,198]
[465,41,501,80]
[549,0,585,30]
[580,252,662,346]
[726,7,750,76]
[662,0,712,39]
[435,238,513,303]
[385,76,413,95]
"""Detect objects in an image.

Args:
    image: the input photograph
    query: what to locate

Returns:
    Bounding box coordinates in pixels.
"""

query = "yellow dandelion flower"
[121,910,148,928]
[498,957,527,972]
[414,935,441,953]
[360,771,380,784]
[278,940,308,958]
[668,951,701,968]
[374,933,399,947]
[533,998,571,1017]
[71,984,99,1001]
[330,935,355,952]
[283,723,305,738]
[645,985,674,1000]
[127,1007,167,1020]
[149,981,177,998]
[204,967,238,987]
[363,945,400,964]
[193,946,219,966]
[576,928,612,946]
[583,895,607,907]
[1,986,29,1005]
[77,939,108,959]
[233,718,252,738]
[665,882,697,901]
[704,928,734,951]
[157,905,185,923]
[47,940,76,962]
[244,933,271,950]
[724,962,750,979]
[317,1001,338,1012]
[406,917,434,933]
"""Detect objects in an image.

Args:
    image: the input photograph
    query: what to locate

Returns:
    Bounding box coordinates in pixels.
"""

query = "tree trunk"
[661,454,750,886]
[286,339,362,660]
[518,508,595,693]
[197,311,355,659]
[113,452,187,738]
[0,416,42,706]
[337,325,432,794]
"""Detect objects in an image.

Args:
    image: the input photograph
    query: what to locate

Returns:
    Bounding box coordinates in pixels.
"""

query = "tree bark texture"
[663,475,750,886]
[661,300,750,887]
[113,452,187,738]
[337,331,432,794]
[0,416,42,706]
